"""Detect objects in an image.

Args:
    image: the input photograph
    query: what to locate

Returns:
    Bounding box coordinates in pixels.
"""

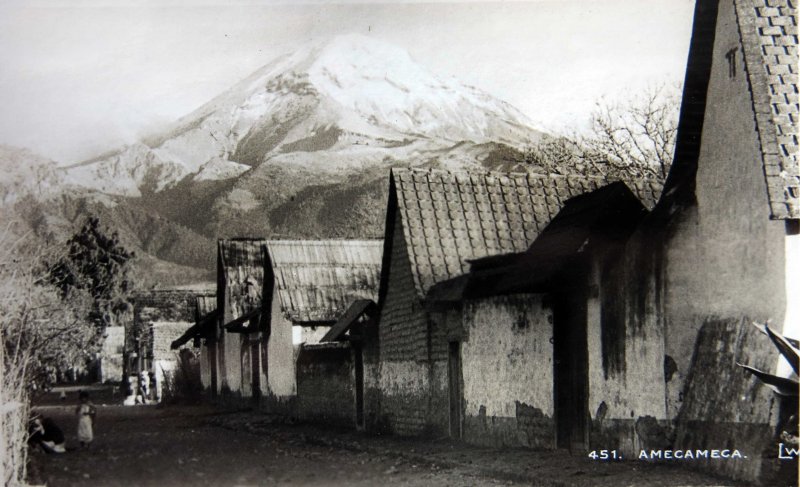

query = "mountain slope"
[62,34,545,197]
[26,35,550,285]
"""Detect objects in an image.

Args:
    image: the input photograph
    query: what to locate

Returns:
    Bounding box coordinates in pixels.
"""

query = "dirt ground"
[28,391,746,487]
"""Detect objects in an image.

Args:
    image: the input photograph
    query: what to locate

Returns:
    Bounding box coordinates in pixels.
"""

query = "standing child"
[76,390,96,448]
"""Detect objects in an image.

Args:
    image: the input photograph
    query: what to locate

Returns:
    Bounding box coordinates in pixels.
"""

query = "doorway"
[209,343,218,398]
[553,289,589,451]
[250,335,262,402]
[354,344,365,430]
[448,341,462,439]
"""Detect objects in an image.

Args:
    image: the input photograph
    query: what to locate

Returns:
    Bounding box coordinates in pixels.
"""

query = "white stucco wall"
[663,0,787,417]
[268,292,296,398]
[292,325,331,345]
[462,295,553,418]
[587,261,667,422]
[780,229,800,376]
[199,346,211,390]
[219,330,244,395]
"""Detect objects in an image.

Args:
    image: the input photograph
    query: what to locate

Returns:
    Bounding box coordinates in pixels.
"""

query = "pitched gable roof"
[389,168,661,296]
[427,182,649,303]
[264,240,382,323]
[660,0,798,219]
[217,238,266,325]
[736,0,799,218]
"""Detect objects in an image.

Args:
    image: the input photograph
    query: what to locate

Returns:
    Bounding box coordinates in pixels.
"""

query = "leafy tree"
[0,216,135,389]
[47,217,135,336]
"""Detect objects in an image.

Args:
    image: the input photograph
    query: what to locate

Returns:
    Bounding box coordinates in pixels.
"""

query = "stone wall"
[133,290,197,323]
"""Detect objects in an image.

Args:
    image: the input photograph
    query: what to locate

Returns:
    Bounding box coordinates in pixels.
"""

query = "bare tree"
[585,84,680,179]
[524,83,681,181]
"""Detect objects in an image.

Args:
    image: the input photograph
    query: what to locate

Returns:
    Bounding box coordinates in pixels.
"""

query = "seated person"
[29,414,66,454]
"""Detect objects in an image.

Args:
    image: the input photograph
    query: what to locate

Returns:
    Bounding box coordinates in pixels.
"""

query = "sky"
[0,0,695,164]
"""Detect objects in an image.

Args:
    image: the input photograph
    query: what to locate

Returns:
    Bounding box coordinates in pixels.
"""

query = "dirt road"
[28,404,518,487]
[28,403,740,487]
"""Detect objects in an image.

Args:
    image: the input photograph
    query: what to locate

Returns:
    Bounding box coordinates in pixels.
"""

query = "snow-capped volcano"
[63,34,545,196]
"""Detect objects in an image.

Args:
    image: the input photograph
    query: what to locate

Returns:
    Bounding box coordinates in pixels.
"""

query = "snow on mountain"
[193,157,250,182]
[64,34,545,196]
[305,34,540,144]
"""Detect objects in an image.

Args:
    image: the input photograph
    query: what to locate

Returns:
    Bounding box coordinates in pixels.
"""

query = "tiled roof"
[264,240,382,323]
[736,0,800,218]
[391,168,662,296]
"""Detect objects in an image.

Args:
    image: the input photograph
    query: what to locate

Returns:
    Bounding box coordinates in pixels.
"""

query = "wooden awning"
[320,299,376,342]
[223,308,263,334]
[170,309,219,349]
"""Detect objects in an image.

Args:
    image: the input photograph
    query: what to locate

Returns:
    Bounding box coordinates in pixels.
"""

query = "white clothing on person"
[77,403,95,443]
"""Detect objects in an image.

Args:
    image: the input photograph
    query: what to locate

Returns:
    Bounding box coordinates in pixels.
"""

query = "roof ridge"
[391,166,661,182]
[219,237,267,242]
[265,239,383,245]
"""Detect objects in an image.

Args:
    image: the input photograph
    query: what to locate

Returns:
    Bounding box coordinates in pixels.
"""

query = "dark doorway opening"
[354,344,365,430]
[209,344,218,398]
[250,336,261,402]
[448,341,463,439]
[553,289,589,452]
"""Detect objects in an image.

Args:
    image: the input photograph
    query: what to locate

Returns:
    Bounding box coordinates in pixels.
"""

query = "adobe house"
[214,238,268,401]
[126,288,209,401]
[262,240,382,414]
[170,293,218,394]
[370,168,660,436]
[195,294,218,393]
[187,239,382,412]
[426,182,664,454]
[630,0,799,482]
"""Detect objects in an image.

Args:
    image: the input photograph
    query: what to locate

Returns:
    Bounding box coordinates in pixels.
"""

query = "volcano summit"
[63,34,545,197]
